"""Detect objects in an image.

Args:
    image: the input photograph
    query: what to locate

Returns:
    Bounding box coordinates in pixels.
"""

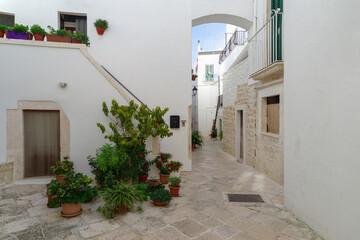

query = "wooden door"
[24,110,60,177]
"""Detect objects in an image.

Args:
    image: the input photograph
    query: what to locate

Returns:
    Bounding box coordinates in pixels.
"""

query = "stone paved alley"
[0,141,321,240]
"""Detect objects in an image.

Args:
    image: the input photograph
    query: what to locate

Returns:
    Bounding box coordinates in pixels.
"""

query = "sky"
[192,23,227,70]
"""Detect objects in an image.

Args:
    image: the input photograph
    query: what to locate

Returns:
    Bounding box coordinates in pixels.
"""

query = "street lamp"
[192,86,198,96]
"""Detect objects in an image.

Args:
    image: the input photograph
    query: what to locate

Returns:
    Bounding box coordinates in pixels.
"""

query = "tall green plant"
[192,130,203,147]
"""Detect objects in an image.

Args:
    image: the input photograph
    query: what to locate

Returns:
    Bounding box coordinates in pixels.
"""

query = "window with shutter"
[271,0,283,61]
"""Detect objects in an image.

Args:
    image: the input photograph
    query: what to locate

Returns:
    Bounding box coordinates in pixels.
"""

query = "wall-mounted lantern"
[192,86,198,96]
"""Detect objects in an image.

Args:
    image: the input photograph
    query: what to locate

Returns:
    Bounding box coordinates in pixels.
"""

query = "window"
[59,13,87,34]
[0,13,15,27]
[205,64,214,81]
[262,95,280,134]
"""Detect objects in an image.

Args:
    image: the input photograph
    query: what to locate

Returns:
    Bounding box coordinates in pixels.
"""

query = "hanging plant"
[94,19,108,35]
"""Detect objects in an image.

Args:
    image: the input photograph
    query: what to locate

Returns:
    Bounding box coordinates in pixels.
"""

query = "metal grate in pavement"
[227,194,265,203]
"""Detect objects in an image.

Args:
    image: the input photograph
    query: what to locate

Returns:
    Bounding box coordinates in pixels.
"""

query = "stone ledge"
[0,38,86,49]
[250,62,284,81]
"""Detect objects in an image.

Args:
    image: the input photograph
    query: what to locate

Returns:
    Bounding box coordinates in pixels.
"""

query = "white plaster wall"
[284,1,360,239]
[0,43,128,176]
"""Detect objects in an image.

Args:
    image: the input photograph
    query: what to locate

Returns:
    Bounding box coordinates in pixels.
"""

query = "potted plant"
[71,31,90,46]
[154,153,182,184]
[7,23,29,40]
[150,188,172,206]
[0,24,7,38]
[139,161,151,184]
[50,156,74,183]
[83,186,99,203]
[46,26,71,43]
[191,130,203,150]
[168,176,181,197]
[98,181,145,218]
[209,122,218,140]
[94,19,108,35]
[46,179,62,208]
[219,130,223,141]
[30,24,47,41]
[192,69,198,81]
[52,172,93,217]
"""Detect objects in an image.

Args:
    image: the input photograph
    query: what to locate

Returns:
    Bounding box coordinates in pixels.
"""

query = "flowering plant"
[94,19,108,29]
[209,123,218,139]
[154,153,182,174]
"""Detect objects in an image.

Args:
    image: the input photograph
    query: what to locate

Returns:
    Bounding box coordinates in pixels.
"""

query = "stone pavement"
[0,141,322,240]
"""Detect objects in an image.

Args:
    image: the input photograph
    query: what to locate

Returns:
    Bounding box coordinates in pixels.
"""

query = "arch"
[192,14,252,29]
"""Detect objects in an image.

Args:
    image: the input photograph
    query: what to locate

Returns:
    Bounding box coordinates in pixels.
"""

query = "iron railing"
[248,11,283,76]
[219,31,247,64]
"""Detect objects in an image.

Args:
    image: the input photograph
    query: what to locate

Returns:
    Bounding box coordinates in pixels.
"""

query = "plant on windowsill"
[154,152,182,184]
[71,31,90,46]
[98,181,145,218]
[94,19,108,35]
[191,130,203,150]
[30,24,47,41]
[149,188,172,206]
[46,26,71,43]
[0,24,7,38]
[50,156,74,183]
[7,23,29,40]
[168,176,181,197]
[52,172,93,217]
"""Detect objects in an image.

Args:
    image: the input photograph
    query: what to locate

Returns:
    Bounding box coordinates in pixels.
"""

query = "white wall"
[0,42,129,176]
[284,1,360,239]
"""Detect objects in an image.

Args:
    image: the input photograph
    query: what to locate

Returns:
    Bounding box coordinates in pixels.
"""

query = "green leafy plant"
[219,130,223,140]
[154,152,182,174]
[209,122,218,139]
[47,198,61,208]
[50,156,74,175]
[134,183,149,199]
[83,186,99,201]
[98,181,145,219]
[94,19,108,29]
[10,23,28,33]
[149,188,172,204]
[88,144,127,189]
[71,31,90,47]
[30,24,47,35]
[168,176,181,187]
[47,179,62,208]
[96,100,173,181]
[52,172,93,204]
[47,25,71,36]
[0,24,7,31]
[192,130,203,147]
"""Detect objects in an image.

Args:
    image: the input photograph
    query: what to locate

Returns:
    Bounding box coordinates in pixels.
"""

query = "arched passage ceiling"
[191,0,253,29]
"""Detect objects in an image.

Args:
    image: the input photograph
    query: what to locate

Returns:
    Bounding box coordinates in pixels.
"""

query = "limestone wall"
[0,162,13,186]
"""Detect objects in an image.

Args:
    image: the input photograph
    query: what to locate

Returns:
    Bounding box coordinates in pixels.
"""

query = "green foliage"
[192,130,203,147]
[0,24,7,31]
[96,100,173,181]
[47,25,71,36]
[47,179,63,195]
[88,144,127,188]
[47,198,61,208]
[10,23,28,33]
[50,156,74,175]
[134,183,149,199]
[98,182,144,219]
[168,176,181,187]
[52,172,93,204]
[71,31,90,47]
[219,130,223,140]
[149,188,172,204]
[83,186,99,201]
[154,153,182,174]
[94,19,109,29]
[30,24,47,35]
[210,122,218,139]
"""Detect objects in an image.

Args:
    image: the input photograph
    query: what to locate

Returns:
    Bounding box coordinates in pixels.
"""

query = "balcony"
[219,30,247,64]
[248,11,283,81]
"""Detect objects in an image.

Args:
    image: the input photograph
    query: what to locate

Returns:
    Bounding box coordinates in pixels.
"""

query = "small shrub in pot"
[94,19,108,35]
[30,24,47,41]
[150,188,172,206]
[50,156,74,183]
[47,26,71,43]
[7,23,29,40]
[168,176,181,197]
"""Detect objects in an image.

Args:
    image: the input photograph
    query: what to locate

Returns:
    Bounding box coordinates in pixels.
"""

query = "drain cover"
[227,194,264,203]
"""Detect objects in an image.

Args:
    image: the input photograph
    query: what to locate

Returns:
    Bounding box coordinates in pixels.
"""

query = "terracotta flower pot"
[96,27,105,35]
[0,30,4,38]
[33,33,45,41]
[192,144,196,151]
[27,33,33,40]
[72,38,82,44]
[115,205,128,213]
[46,34,71,43]
[153,200,167,206]
[159,174,170,184]
[55,174,65,184]
[169,186,180,197]
[61,202,82,218]
[139,174,148,184]
[47,192,53,200]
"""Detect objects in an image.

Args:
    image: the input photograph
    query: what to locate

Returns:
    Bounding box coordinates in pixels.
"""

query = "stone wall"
[222,57,284,185]
[0,162,13,186]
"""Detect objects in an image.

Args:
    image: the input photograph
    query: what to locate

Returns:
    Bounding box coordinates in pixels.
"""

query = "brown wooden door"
[24,110,60,177]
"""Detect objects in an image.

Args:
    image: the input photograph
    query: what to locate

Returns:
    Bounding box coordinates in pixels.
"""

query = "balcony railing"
[219,31,247,64]
[248,11,283,76]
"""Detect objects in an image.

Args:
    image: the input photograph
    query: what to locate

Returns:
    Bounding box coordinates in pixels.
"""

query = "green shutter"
[271,0,283,61]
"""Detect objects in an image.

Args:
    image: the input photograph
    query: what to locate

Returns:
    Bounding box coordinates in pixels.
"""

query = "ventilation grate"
[227,194,264,203]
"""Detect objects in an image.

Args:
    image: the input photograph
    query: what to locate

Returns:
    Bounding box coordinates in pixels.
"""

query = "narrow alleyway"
[0,141,321,240]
